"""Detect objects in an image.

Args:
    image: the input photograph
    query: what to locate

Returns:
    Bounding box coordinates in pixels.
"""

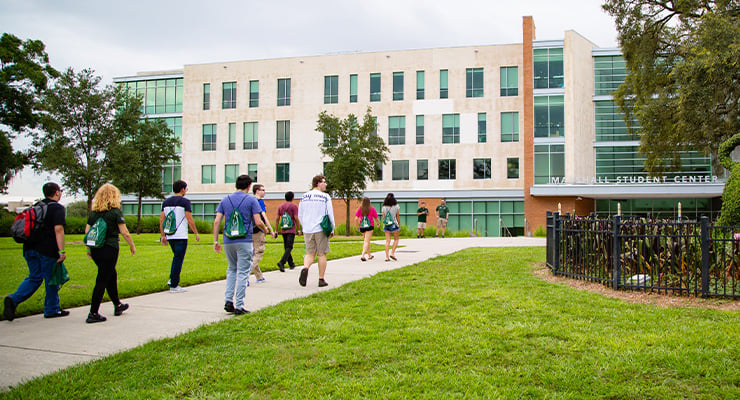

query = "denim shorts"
[383,223,400,232]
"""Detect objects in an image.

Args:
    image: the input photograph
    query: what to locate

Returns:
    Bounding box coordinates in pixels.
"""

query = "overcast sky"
[0,0,619,204]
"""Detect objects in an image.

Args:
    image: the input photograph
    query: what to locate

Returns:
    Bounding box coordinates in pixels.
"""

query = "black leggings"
[89,246,121,314]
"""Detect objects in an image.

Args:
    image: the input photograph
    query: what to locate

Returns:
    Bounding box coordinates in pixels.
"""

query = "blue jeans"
[223,242,253,310]
[10,250,61,316]
[168,239,188,287]
[279,233,296,267]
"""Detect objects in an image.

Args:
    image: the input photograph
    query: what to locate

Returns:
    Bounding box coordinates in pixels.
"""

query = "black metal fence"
[546,211,740,298]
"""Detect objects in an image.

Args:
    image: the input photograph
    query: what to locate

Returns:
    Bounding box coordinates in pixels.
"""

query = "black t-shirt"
[87,208,124,248]
[23,198,66,258]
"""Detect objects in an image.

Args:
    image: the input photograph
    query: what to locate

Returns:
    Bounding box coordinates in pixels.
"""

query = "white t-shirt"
[298,189,334,234]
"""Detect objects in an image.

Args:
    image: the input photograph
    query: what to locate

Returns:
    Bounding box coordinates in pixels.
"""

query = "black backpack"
[11,201,48,244]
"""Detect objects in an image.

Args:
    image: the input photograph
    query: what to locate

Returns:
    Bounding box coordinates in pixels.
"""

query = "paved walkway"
[0,237,544,389]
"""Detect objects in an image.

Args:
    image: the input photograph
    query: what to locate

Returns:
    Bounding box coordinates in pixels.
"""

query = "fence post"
[553,212,560,273]
[700,216,710,298]
[612,214,621,289]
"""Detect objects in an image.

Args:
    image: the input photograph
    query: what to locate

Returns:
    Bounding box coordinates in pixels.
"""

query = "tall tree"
[317,108,389,236]
[109,100,181,233]
[603,0,740,174]
[30,68,134,210]
[0,33,57,192]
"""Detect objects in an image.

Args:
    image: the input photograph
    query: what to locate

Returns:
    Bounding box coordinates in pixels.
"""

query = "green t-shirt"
[436,205,449,219]
[417,207,429,222]
[87,208,124,248]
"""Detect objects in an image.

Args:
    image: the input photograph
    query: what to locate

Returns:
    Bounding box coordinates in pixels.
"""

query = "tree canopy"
[0,33,57,193]
[603,0,740,174]
[317,108,389,236]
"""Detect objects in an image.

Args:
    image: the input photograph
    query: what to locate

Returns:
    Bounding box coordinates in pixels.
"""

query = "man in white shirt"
[297,175,334,287]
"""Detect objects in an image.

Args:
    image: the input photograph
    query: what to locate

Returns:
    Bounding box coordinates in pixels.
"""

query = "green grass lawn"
[0,235,384,319]
[2,247,739,399]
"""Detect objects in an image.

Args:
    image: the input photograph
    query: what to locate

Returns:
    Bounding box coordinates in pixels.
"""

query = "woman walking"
[381,193,401,262]
[354,197,379,261]
[84,184,136,323]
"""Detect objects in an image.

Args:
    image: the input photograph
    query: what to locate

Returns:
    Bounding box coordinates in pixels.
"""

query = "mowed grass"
[3,247,739,399]
[0,235,383,319]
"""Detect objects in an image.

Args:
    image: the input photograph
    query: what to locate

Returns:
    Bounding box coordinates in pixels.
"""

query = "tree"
[109,100,181,233]
[65,200,89,218]
[30,68,135,211]
[317,108,389,236]
[602,1,740,175]
[0,33,57,192]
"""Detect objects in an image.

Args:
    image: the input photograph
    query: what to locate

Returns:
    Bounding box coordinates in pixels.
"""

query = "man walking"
[297,175,334,287]
[276,191,301,272]
[160,180,200,293]
[434,199,450,238]
[212,175,267,315]
[4,182,69,320]
[416,201,429,238]
[250,183,277,283]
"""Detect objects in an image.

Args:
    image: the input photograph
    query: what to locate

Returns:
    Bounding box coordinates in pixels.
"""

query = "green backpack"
[360,215,371,229]
[162,210,178,235]
[280,212,293,230]
[84,216,108,248]
[383,211,395,226]
[224,195,247,239]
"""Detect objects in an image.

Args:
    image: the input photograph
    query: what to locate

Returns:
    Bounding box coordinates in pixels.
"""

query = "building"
[115,17,724,236]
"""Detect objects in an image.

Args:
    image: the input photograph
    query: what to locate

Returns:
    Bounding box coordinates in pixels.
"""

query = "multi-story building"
[115,17,724,236]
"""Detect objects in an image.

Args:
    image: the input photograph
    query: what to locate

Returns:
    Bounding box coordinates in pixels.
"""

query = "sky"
[0,0,620,205]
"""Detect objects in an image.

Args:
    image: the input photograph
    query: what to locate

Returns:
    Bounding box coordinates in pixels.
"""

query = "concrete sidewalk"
[0,237,543,389]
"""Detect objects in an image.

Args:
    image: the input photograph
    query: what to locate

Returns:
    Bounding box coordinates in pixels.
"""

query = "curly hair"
[91,183,122,212]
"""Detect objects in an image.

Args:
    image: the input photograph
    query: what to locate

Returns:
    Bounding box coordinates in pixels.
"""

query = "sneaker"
[86,313,107,323]
[234,308,250,315]
[44,310,70,318]
[441,235,445,238]
[256,277,266,284]
[299,268,308,287]
[434,235,438,238]
[224,301,235,313]
[289,264,296,270]
[318,279,328,287]
[167,279,171,286]
[114,303,129,316]
[277,262,285,272]
[169,286,187,293]
[4,296,16,321]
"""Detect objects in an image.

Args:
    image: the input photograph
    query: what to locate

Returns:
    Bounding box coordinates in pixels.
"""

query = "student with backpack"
[212,175,267,315]
[381,193,401,262]
[354,197,379,262]
[84,184,136,323]
[275,191,301,272]
[160,180,200,293]
[4,182,69,321]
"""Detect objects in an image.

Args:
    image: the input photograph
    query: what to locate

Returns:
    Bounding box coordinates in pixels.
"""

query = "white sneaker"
[169,286,187,293]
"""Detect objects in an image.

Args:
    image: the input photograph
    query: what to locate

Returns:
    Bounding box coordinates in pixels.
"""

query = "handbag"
[320,200,333,235]
[49,262,70,287]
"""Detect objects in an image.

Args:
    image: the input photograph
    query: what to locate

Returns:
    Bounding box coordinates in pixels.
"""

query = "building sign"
[550,176,720,185]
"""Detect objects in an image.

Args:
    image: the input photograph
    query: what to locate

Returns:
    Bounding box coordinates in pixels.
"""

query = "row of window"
[202,67,520,110]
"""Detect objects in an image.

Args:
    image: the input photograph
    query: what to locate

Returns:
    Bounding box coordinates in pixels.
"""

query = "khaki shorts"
[304,232,330,255]
[417,222,426,229]
[437,217,447,227]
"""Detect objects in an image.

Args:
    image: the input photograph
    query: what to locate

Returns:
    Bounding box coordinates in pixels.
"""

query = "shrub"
[534,225,547,237]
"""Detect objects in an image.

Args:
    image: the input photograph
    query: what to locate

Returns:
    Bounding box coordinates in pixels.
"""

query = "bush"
[534,225,547,237]
[65,201,88,218]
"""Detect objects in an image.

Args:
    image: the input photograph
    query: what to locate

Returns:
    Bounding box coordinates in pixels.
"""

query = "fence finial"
[617,203,621,216]
[558,203,561,214]
[678,202,682,219]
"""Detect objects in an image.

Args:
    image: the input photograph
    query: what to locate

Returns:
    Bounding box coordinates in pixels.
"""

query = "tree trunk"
[345,197,351,236]
[136,191,143,234]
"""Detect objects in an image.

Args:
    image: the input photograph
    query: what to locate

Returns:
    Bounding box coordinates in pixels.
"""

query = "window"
[594,56,627,96]
[417,159,428,180]
[501,112,519,142]
[127,78,183,115]
[222,82,236,109]
[249,80,259,107]
[416,115,424,144]
[442,114,460,144]
[392,160,409,180]
[416,71,425,99]
[466,68,484,98]
[440,69,448,98]
[201,165,216,184]
[243,122,258,149]
[349,74,358,103]
[276,163,290,182]
[388,116,405,145]
[324,75,338,104]
[473,158,491,179]
[507,158,519,179]
[533,48,564,89]
[224,164,239,183]
[393,72,404,100]
[228,123,236,150]
[247,163,258,182]
[277,78,291,106]
[534,95,564,138]
[595,100,639,141]
[478,113,487,143]
[500,66,518,96]
[202,124,216,151]
[276,120,290,148]
[371,116,378,136]
[161,162,181,193]
[374,161,383,180]
[202,83,210,110]
[370,73,381,102]
[534,144,565,184]
[438,159,456,180]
